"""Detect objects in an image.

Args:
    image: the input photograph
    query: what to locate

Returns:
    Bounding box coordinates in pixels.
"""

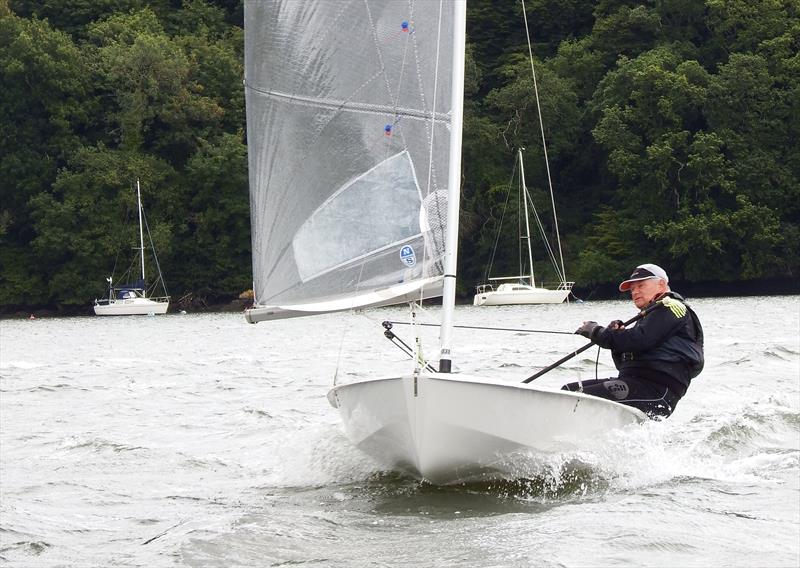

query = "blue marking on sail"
[400,245,417,267]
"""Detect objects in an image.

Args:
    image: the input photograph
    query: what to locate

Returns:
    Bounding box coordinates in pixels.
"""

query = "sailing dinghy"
[243,0,644,484]
[93,179,169,316]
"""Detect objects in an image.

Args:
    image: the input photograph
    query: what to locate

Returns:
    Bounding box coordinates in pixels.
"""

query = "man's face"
[629,278,667,309]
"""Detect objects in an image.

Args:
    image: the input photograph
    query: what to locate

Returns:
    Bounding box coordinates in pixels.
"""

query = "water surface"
[1,296,798,566]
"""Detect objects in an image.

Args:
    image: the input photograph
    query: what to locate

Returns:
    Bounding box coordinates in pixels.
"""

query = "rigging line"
[518,150,535,286]
[417,6,445,196]
[383,327,438,373]
[528,182,567,282]
[141,205,168,297]
[356,304,436,371]
[409,301,430,372]
[525,186,564,283]
[109,201,132,282]
[385,320,574,335]
[367,0,399,165]
[423,0,444,197]
[331,318,348,387]
[415,0,445,309]
[332,261,369,387]
[525,191,554,274]
[366,0,411,161]
[521,0,567,283]
[517,167,525,280]
[484,160,519,282]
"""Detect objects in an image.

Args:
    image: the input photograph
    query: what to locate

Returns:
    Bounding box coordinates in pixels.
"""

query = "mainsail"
[244,1,455,322]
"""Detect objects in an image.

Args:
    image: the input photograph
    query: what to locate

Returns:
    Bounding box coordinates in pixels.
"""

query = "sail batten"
[245,85,452,124]
[244,1,455,320]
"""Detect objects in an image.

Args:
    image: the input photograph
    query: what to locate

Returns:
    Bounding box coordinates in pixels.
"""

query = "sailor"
[561,263,704,419]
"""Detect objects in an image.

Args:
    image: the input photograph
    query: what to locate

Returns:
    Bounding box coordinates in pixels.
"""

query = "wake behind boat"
[93,179,169,316]
[243,0,641,484]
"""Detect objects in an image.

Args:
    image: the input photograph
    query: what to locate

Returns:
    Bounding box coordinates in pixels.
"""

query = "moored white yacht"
[93,179,169,316]
[473,149,573,306]
[474,280,573,306]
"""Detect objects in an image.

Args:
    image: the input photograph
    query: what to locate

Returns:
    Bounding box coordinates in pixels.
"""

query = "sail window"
[292,151,425,282]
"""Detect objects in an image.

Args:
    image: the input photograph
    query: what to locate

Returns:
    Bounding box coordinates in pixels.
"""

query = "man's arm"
[593,305,687,352]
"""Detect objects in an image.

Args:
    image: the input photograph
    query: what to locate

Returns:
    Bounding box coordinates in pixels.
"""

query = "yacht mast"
[136,179,146,284]
[518,149,536,287]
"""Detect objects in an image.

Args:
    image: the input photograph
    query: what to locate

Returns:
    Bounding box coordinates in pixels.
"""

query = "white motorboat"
[243,0,643,484]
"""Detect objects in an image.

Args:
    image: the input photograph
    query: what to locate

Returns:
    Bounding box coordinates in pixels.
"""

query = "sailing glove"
[575,321,603,340]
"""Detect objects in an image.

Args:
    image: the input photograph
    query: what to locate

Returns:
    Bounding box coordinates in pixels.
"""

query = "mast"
[136,179,146,285]
[518,149,536,287]
[438,0,467,374]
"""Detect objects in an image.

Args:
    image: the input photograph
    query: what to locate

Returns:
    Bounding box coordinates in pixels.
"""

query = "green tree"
[583,47,712,274]
[0,7,91,306]
[175,132,250,299]
[28,147,176,306]
[86,9,225,164]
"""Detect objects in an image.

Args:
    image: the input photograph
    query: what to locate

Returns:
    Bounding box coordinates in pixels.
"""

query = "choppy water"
[1,296,798,567]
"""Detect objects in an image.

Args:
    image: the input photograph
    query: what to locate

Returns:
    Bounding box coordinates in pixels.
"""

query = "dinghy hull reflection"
[327,373,645,485]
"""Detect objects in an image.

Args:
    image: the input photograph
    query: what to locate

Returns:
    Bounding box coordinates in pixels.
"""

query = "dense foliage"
[1,0,797,312]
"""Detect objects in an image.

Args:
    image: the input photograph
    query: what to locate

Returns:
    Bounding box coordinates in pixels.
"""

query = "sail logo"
[399,245,416,267]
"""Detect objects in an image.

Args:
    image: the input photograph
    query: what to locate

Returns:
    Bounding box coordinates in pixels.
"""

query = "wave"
[59,436,146,454]
[0,538,51,560]
[0,360,46,370]
[763,345,800,360]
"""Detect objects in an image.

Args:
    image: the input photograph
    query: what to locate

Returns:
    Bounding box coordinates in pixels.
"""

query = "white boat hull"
[93,298,169,316]
[473,287,570,305]
[327,372,645,484]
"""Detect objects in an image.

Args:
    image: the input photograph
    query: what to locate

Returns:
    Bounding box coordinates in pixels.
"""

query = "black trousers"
[561,377,682,419]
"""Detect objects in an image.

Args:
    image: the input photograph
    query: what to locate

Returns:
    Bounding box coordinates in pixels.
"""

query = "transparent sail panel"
[293,151,423,282]
[244,1,453,315]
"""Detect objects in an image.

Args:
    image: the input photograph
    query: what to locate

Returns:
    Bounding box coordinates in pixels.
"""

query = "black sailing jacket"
[592,292,704,391]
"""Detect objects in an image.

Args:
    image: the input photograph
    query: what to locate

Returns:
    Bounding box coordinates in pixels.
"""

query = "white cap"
[619,263,669,292]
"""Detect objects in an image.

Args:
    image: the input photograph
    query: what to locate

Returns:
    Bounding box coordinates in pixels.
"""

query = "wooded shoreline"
[5,277,797,319]
[2,1,798,313]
